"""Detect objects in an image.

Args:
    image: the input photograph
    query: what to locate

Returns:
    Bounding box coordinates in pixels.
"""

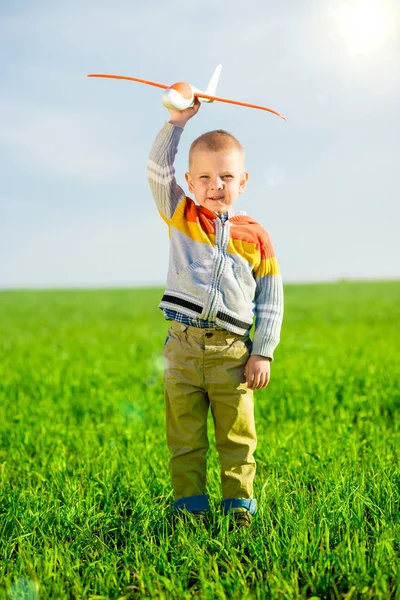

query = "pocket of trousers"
[164,326,176,348]
[243,336,253,356]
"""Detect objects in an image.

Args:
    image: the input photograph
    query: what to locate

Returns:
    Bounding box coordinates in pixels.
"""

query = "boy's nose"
[211,177,224,189]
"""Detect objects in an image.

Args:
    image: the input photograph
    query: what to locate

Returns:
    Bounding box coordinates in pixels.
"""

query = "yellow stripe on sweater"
[227,238,260,269]
[170,219,216,245]
[255,257,280,277]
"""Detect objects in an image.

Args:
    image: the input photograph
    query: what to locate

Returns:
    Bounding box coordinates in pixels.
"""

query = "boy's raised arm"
[147,99,201,224]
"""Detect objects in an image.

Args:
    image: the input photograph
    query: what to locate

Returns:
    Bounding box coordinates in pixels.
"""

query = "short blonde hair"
[189,130,245,169]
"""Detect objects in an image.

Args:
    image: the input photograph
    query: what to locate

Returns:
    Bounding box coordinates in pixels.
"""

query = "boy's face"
[185,148,249,213]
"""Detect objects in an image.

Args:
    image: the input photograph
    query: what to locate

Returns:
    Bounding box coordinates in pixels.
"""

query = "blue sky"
[1,0,399,289]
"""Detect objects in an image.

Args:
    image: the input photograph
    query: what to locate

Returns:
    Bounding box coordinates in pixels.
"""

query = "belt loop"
[179,323,188,341]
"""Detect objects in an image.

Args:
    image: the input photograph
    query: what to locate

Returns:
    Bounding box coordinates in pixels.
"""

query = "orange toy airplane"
[87,64,286,121]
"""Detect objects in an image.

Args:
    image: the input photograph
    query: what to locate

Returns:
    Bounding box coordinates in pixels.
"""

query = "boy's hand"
[168,97,201,128]
[245,355,271,390]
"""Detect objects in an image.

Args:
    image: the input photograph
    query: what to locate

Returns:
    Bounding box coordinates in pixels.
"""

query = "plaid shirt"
[163,212,234,331]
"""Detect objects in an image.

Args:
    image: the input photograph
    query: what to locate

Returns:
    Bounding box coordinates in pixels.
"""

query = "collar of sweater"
[197,205,247,220]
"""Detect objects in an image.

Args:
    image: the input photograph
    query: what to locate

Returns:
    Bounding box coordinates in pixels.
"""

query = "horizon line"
[1,277,399,293]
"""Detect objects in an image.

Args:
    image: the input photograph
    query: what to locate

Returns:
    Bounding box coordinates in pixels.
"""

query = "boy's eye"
[200,175,233,179]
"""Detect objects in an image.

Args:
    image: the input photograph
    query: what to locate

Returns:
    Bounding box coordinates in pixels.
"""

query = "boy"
[147,98,284,529]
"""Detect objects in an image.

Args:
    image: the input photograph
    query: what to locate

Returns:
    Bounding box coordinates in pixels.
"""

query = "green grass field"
[0,281,399,600]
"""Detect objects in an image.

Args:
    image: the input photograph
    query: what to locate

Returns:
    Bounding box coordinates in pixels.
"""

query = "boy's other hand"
[168,97,201,128]
[245,355,271,390]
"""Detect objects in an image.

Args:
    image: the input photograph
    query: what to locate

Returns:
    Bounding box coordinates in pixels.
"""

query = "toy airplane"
[87,64,286,121]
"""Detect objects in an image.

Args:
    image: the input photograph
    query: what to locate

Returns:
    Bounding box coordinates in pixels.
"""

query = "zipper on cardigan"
[204,219,228,318]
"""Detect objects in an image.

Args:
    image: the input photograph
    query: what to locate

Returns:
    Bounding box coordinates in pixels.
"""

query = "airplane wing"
[194,91,286,120]
[87,73,286,120]
[87,74,169,90]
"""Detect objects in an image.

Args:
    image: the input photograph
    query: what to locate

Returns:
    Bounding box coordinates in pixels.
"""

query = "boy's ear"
[185,172,194,193]
[239,171,249,194]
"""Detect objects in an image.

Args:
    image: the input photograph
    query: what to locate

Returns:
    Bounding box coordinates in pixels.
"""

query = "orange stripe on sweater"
[184,198,216,234]
[229,224,275,259]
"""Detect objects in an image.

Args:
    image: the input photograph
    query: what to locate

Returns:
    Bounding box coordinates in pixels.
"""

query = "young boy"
[147,98,284,528]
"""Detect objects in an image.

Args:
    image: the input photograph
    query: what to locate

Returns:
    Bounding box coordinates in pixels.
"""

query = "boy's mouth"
[207,196,224,201]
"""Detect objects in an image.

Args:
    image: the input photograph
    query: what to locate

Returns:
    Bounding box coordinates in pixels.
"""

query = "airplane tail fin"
[194,64,222,104]
[205,64,222,95]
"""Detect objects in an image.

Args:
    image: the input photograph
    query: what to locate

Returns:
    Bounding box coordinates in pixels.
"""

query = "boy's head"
[185,130,249,214]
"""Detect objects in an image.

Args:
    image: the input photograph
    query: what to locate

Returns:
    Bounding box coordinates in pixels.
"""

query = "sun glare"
[331,0,397,56]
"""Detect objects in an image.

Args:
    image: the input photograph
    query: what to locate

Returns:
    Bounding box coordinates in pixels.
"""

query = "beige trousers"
[163,320,258,515]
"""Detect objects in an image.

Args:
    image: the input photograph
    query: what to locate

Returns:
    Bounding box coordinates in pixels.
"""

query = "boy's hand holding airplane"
[168,97,201,128]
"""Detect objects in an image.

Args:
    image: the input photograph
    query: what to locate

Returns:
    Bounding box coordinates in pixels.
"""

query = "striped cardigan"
[147,122,284,360]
